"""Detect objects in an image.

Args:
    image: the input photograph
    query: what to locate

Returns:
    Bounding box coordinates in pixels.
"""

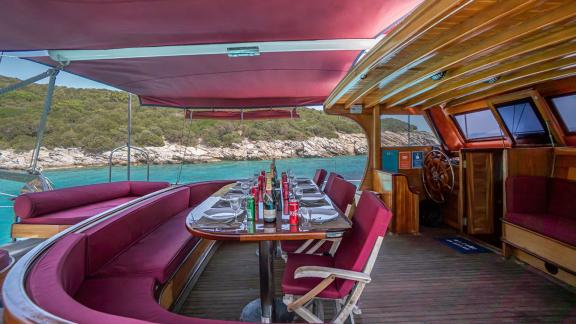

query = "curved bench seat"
[19,180,250,323]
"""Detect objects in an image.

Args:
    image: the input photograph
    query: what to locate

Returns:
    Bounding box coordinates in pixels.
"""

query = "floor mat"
[437,237,491,254]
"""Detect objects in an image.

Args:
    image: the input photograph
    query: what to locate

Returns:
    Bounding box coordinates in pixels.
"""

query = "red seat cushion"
[313,169,327,187]
[548,178,576,219]
[95,208,198,283]
[282,253,342,299]
[506,212,576,246]
[505,176,548,214]
[76,276,245,324]
[19,196,138,225]
[325,177,356,213]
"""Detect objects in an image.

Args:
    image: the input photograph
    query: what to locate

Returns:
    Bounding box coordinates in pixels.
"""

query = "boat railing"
[108,145,151,182]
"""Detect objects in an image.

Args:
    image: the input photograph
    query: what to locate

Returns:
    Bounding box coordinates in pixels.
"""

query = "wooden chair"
[282,191,392,323]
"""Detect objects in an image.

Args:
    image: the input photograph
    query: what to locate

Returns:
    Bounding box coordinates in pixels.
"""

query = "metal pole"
[0,69,57,96]
[30,70,59,172]
[127,93,132,181]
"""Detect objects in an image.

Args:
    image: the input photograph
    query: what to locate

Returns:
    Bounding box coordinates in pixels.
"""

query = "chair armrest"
[295,266,371,283]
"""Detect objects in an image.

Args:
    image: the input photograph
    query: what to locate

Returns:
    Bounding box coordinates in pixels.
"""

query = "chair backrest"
[326,177,356,213]
[333,191,392,296]
[312,169,327,187]
[323,172,343,193]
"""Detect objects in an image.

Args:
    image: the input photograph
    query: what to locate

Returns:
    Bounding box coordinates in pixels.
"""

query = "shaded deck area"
[179,228,576,323]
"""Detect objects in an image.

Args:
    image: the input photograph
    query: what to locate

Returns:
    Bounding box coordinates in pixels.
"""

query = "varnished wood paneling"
[11,224,71,239]
[553,147,576,180]
[504,148,553,178]
[466,152,494,235]
[373,170,419,234]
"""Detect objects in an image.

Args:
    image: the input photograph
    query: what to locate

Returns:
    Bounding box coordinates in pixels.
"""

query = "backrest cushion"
[548,178,576,219]
[334,191,392,296]
[14,182,131,219]
[129,181,171,197]
[313,169,327,187]
[27,234,147,323]
[84,186,190,275]
[326,177,356,213]
[505,176,548,214]
[323,172,343,193]
[187,180,235,208]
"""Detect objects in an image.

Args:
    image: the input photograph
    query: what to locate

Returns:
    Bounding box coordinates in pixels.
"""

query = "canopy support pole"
[127,93,132,181]
[0,68,59,96]
[29,70,60,172]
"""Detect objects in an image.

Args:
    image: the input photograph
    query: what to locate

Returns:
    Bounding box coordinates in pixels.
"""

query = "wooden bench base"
[502,221,576,286]
[11,224,71,239]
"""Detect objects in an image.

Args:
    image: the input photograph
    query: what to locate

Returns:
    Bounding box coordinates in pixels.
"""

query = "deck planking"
[179,228,576,323]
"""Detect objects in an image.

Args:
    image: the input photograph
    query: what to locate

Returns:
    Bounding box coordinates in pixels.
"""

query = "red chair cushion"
[325,177,356,213]
[94,208,198,283]
[19,196,138,225]
[282,253,342,299]
[313,169,327,187]
[548,178,576,219]
[323,173,342,193]
[76,276,247,324]
[505,176,548,214]
[84,187,190,275]
[506,213,576,246]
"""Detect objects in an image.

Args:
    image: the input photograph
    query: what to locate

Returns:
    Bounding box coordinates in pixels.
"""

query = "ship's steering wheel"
[421,150,455,204]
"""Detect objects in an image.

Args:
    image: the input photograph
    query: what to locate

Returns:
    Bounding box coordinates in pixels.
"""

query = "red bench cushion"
[95,208,198,283]
[505,176,548,214]
[84,187,191,275]
[19,196,138,225]
[507,212,576,246]
[548,178,576,219]
[27,234,145,323]
[187,180,235,208]
[76,276,244,324]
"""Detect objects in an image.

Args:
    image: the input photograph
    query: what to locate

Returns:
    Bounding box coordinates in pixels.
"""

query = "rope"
[175,110,193,185]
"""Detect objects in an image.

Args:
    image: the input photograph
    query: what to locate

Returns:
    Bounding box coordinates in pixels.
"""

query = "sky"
[0,55,119,91]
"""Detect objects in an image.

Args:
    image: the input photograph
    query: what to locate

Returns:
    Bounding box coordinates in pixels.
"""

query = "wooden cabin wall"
[553,148,576,180]
[373,170,419,234]
[503,148,554,178]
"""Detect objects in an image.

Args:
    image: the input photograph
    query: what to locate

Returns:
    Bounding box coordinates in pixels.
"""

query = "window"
[550,93,576,133]
[453,109,503,140]
[495,99,548,141]
[380,114,439,146]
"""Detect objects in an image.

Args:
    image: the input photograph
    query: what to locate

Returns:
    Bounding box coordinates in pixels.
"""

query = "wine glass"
[294,187,304,202]
[241,182,250,197]
[229,197,242,224]
[299,207,311,230]
[287,169,294,181]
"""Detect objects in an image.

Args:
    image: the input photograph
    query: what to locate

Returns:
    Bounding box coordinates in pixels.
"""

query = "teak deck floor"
[179,228,576,323]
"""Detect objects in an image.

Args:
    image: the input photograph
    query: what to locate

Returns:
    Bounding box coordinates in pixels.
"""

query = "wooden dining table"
[186,178,351,323]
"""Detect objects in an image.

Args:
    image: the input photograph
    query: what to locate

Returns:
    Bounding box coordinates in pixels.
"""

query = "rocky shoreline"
[0,131,436,170]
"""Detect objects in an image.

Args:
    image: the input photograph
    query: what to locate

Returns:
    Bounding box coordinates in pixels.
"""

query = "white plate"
[202,208,236,221]
[301,193,325,201]
[309,208,339,223]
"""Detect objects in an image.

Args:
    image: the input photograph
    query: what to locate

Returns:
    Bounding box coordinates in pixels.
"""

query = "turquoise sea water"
[0,155,367,245]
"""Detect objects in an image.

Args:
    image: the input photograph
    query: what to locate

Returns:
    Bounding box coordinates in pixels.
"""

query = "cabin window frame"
[379,113,440,147]
[451,108,505,142]
[492,98,551,145]
[547,92,576,135]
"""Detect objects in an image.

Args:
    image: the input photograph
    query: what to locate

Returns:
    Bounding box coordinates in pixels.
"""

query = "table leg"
[259,240,275,323]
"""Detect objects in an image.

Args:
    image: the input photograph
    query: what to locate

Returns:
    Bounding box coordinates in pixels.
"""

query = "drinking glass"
[241,182,250,197]
[294,187,304,202]
[230,197,242,224]
[299,207,311,230]
[287,169,294,180]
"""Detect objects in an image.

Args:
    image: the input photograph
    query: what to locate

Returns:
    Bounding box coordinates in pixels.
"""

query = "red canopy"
[184,109,299,121]
[0,0,422,109]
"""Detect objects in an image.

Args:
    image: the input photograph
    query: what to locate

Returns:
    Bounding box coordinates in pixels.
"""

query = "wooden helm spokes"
[421,150,455,203]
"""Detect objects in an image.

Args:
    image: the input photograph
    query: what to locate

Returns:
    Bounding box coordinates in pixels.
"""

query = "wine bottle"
[263,191,276,223]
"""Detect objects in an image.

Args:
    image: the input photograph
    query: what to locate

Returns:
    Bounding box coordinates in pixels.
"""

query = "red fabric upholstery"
[187,180,235,208]
[95,208,198,283]
[27,234,145,323]
[547,178,576,219]
[14,181,170,219]
[19,196,137,225]
[505,176,576,246]
[323,172,343,193]
[283,191,392,298]
[325,177,356,213]
[76,276,244,324]
[505,176,548,214]
[84,187,190,275]
[313,169,327,187]
[0,249,12,271]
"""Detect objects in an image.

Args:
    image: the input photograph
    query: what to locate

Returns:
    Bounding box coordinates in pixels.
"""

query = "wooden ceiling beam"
[344,0,537,109]
[404,40,576,107]
[422,56,576,109]
[445,67,576,108]
[366,0,576,108]
[389,26,576,107]
[323,0,471,109]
